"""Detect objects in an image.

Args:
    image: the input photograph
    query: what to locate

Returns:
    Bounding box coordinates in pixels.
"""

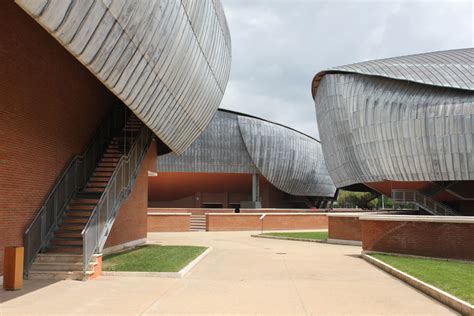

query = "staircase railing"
[82,125,153,272]
[23,106,128,276]
[391,189,458,216]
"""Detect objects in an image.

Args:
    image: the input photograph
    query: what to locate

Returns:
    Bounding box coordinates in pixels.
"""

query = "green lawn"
[370,253,474,304]
[262,231,328,241]
[103,245,207,272]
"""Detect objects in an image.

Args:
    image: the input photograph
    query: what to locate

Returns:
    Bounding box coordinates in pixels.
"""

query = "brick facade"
[0,2,118,274]
[328,215,362,242]
[105,142,157,248]
[148,208,318,215]
[206,214,328,231]
[147,214,191,232]
[360,217,474,261]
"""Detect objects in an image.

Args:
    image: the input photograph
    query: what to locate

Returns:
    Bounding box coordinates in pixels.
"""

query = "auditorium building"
[149,109,337,209]
[1,0,231,279]
[312,48,474,216]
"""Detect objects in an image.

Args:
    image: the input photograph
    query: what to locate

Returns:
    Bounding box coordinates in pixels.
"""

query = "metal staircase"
[24,109,153,279]
[391,189,458,216]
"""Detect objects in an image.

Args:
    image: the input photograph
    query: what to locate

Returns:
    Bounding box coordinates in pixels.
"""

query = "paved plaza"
[1,231,455,315]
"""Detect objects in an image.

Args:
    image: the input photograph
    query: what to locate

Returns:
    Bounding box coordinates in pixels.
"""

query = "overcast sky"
[219,0,473,139]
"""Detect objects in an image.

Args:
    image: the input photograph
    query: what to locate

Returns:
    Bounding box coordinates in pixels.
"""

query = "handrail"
[23,105,129,276]
[81,125,153,272]
[24,156,79,235]
[392,189,457,216]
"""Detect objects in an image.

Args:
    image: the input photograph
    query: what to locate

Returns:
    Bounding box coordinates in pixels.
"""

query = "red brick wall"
[328,216,362,241]
[0,2,119,274]
[147,214,191,232]
[105,142,157,248]
[147,208,317,215]
[361,219,474,261]
[206,214,328,231]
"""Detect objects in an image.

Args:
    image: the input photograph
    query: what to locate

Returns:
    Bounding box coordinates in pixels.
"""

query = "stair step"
[83,187,105,193]
[47,245,83,254]
[35,253,83,263]
[94,167,115,172]
[62,217,89,224]
[58,223,86,230]
[103,153,122,158]
[71,198,99,205]
[101,158,120,163]
[55,231,82,238]
[30,262,83,271]
[65,210,92,217]
[98,162,117,167]
[93,171,113,177]
[89,176,111,182]
[50,238,83,246]
[67,204,95,210]
[86,182,107,188]
[28,270,92,281]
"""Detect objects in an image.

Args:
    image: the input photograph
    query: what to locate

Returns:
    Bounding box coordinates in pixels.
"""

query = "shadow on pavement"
[0,279,60,304]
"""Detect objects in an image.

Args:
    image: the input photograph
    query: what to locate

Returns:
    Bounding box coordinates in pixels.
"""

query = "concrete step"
[97,162,117,167]
[101,157,120,163]
[58,223,86,231]
[67,204,95,210]
[35,253,83,263]
[93,171,113,177]
[54,230,82,238]
[30,262,83,271]
[62,217,89,224]
[28,270,93,281]
[47,245,83,254]
[50,238,83,246]
[94,167,115,172]
[65,210,93,217]
[86,182,107,188]
[89,176,111,182]
[83,187,105,193]
[103,153,122,158]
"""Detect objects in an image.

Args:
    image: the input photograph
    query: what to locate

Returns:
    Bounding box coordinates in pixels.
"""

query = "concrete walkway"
[1,231,455,315]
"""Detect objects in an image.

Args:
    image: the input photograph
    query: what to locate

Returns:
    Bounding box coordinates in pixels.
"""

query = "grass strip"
[103,245,207,272]
[370,253,474,304]
[261,231,328,241]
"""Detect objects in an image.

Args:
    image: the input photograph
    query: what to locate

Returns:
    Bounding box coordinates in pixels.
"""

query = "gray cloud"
[220,0,473,138]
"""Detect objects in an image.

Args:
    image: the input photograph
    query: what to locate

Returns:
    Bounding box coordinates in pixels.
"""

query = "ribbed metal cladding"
[237,116,336,197]
[312,48,473,98]
[159,110,258,174]
[313,49,474,188]
[158,110,336,198]
[16,0,232,154]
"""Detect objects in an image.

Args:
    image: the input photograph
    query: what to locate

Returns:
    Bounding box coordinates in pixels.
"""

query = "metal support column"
[252,173,260,203]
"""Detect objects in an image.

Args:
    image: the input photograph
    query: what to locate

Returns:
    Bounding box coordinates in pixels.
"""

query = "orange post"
[3,246,24,290]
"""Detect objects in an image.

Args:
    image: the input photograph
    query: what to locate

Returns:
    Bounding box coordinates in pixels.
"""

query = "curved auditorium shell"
[16,0,232,154]
[156,109,336,207]
[312,48,474,215]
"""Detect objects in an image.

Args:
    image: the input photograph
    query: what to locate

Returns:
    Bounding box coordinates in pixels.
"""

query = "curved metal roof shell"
[312,48,473,98]
[16,0,232,155]
[237,115,336,197]
[159,110,336,198]
[312,48,474,188]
